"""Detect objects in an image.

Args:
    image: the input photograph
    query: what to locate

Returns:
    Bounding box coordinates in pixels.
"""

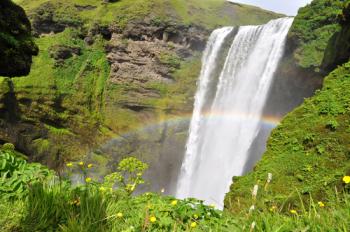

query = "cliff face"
[225,0,350,213]
[0,0,37,77]
[0,0,282,171]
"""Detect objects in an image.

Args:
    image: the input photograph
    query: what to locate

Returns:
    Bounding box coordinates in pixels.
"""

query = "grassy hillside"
[13,0,282,29]
[288,0,344,71]
[225,0,350,215]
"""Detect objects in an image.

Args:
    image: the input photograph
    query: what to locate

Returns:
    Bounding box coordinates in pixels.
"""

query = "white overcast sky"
[229,0,313,16]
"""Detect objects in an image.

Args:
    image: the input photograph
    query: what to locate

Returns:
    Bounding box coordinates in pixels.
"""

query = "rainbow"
[112,111,282,139]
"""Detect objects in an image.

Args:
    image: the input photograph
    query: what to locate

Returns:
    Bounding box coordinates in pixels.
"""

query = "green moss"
[45,124,74,136]
[33,139,51,154]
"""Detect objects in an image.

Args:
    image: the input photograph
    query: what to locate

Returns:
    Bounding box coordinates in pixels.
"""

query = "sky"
[229,0,313,16]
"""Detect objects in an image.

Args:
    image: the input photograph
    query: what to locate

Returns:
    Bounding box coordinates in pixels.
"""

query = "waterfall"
[176,18,293,208]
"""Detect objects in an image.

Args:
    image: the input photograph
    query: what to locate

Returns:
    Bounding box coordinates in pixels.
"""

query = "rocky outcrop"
[30,2,82,36]
[0,0,38,77]
[106,20,208,85]
[49,45,81,66]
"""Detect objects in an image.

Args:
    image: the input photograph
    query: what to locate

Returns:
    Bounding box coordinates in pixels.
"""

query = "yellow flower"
[79,161,84,166]
[190,222,197,228]
[99,186,106,192]
[150,216,157,223]
[66,162,73,167]
[290,209,297,215]
[87,164,93,168]
[343,176,350,184]
[269,206,277,212]
[116,212,123,218]
[171,200,178,206]
[318,201,325,208]
[85,177,92,183]
[72,198,80,206]
[193,214,199,219]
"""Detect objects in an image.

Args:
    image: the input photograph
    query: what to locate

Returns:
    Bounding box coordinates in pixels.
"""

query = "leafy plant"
[0,149,53,199]
[102,157,148,195]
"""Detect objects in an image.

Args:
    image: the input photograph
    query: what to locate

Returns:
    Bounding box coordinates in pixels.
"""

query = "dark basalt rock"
[0,0,38,77]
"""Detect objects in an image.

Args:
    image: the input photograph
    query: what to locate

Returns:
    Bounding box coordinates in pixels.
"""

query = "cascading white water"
[176,18,293,208]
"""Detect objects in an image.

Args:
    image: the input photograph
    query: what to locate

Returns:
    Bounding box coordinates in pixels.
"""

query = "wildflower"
[72,198,80,206]
[318,201,325,208]
[79,161,84,166]
[171,200,178,206]
[252,185,259,200]
[267,173,273,183]
[66,162,73,167]
[193,214,199,219]
[85,177,92,183]
[116,212,123,218]
[290,209,297,215]
[150,216,157,223]
[249,205,255,214]
[190,222,197,228]
[87,164,93,168]
[250,221,256,232]
[343,176,350,184]
[99,186,106,192]
[160,188,165,193]
[269,205,277,212]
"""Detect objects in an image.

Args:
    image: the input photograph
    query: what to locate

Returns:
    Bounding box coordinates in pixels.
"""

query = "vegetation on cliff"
[288,0,344,71]
[225,0,350,222]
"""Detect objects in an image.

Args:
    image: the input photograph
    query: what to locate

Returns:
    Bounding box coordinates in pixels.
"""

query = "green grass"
[14,0,282,30]
[288,0,344,70]
[225,60,350,214]
[1,150,350,231]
